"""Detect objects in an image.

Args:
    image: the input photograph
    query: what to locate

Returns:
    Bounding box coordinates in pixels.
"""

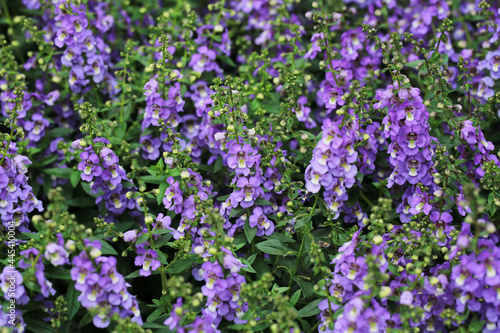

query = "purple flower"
[140,135,161,160]
[0,267,29,305]
[99,147,119,168]
[45,243,69,266]
[478,50,500,79]
[248,207,274,236]
[78,151,102,182]
[134,248,161,277]
[123,230,139,242]
[165,298,184,331]
[163,177,184,212]
[68,66,89,92]
[23,113,50,142]
[231,176,262,208]
[189,46,219,73]
[304,33,324,60]
[400,290,414,305]
[395,124,430,156]
[226,143,256,176]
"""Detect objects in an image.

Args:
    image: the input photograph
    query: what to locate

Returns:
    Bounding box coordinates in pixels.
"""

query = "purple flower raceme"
[19,248,56,298]
[376,83,435,188]
[305,116,360,219]
[189,247,248,327]
[1,267,29,305]
[189,46,221,74]
[478,50,500,79]
[457,119,500,185]
[50,1,118,95]
[70,239,142,328]
[0,142,43,232]
[134,247,161,277]
[231,176,264,209]
[73,138,137,218]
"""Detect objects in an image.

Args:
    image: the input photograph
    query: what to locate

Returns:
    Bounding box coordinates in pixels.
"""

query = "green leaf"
[405,60,423,69]
[38,155,59,166]
[165,257,198,274]
[152,229,171,235]
[217,195,230,202]
[155,234,173,247]
[294,216,311,230]
[67,282,80,320]
[261,92,281,113]
[70,170,81,187]
[240,258,257,273]
[142,175,166,184]
[346,187,360,207]
[25,318,57,333]
[88,237,118,255]
[255,239,293,256]
[142,322,170,329]
[244,217,257,243]
[255,198,273,205]
[47,127,75,138]
[125,270,142,279]
[289,289,301,307]
[68,197,95,207]
[115,121,127,139]
[268,232,295,243]
[79,312,93,328]
[489,192,497,216]
[297,299,321,317]
[214,156,223,173]
[468,320,485,333]
[147,306,166,323]
[44,168,73,179]
[286,117,294,131]
[229,206,245,218]
[45,270,72,280]
[136,233,150,245]
[157,181,168,206]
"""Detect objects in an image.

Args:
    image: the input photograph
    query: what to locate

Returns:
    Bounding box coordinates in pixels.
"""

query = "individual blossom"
[44,243,69,266]
[189,46,220,74]
[0,267,29,305]
[248,207,275,236]
[134,247,161,277]
[77,150,102,182]
[231,176,263,208]
[478,50,500,79]
[225,142,257,176]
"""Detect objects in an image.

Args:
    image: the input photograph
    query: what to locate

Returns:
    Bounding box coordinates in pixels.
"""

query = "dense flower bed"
[1,0,500,332]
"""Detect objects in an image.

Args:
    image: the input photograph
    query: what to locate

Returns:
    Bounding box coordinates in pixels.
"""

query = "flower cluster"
[376,83,434,188]
[0,143,43,232]
[73,138,136,217]
[51,1,118,94]
[71,239,142,328]
[305,117,360,219]
[193,248,247,326]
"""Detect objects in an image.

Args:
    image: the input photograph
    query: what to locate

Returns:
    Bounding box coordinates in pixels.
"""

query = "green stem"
[1,0,12,25]
[119,50,129,123]
[360,191,375,207]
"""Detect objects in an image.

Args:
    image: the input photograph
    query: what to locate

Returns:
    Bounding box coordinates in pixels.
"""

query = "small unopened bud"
[90,248,102,259]
[214,24,223,33]
[373,235,383,245]
[379,286,392,298]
